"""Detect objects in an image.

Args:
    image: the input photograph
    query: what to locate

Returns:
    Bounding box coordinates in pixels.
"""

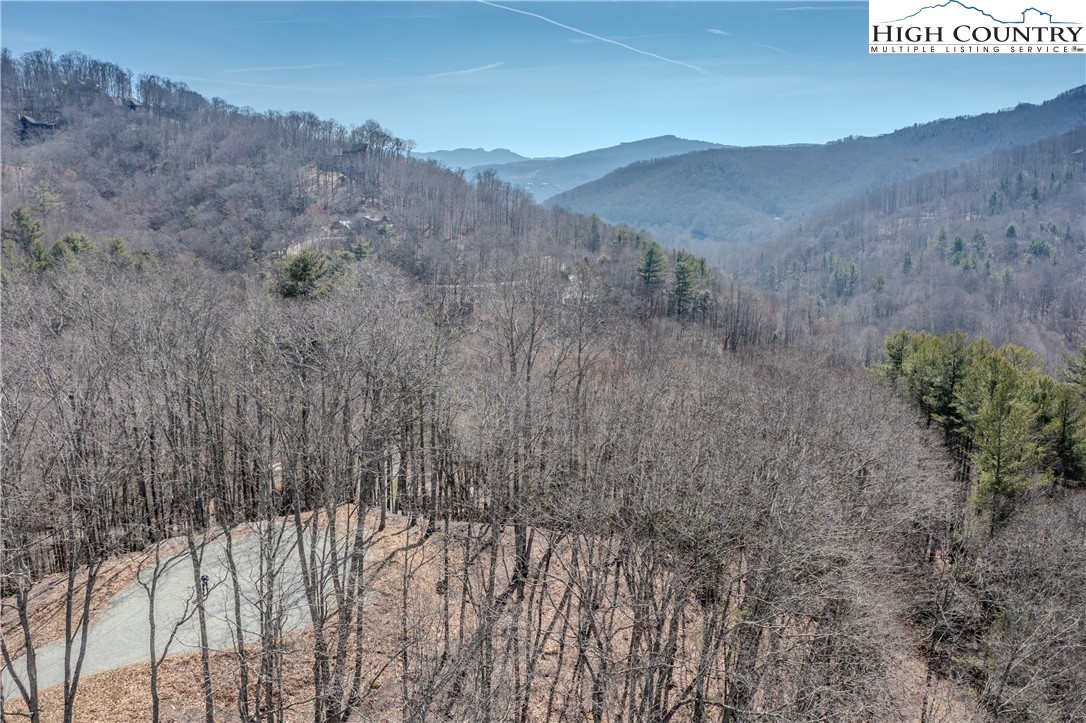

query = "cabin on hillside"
[19,115,56,130]
[18,115,57,140]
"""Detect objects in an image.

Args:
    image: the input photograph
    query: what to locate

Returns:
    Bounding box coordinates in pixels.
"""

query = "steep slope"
[550,86,1086,246]
[473,134,726,200]
[736,126,1086,363]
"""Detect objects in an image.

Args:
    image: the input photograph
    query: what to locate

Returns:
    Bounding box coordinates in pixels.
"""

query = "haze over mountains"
[419,135,726,201]
[410,147,531,169]
[400,88,1084,241]
[549,86,1086,247]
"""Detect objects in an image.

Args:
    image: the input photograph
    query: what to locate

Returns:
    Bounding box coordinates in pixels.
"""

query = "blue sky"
[1,1,1083,157]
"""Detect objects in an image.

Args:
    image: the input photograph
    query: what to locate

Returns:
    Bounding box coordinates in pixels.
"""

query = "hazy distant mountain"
[412,147,532,169]
[549,86,1086,246]
[473,135,727,201]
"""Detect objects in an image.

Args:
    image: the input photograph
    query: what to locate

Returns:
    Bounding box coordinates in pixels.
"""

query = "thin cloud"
[219,18,329,30]
[708,28,730,36]
[424,62,504,79]
[367,14,447,19]
[172,75,334,92]
[343,63,503,91]
[476,0,713,76]
[755,43,799,57]
[773,5,866,10]
[222,63,346,75]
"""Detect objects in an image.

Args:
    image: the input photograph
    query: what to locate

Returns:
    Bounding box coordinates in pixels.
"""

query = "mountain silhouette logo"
[884,0,1075,25]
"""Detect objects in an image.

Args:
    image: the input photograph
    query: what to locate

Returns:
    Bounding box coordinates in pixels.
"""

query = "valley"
[549,87,1085,248]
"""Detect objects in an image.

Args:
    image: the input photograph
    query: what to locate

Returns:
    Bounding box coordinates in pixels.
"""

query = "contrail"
[425,62,504,79]
[173,75,334,92]
[476,0,712,75]
[774,5,865,10]
[755,43,799,57]
[222,63,346,75]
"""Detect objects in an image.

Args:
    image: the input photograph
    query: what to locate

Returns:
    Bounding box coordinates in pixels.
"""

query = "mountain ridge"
[411,146,533,168]
[548,85,1086,247]
[471,134,727,201]
[733,125,1085,362]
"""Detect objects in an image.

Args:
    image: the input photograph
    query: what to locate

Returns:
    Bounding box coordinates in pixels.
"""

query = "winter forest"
[1,48,1085,723]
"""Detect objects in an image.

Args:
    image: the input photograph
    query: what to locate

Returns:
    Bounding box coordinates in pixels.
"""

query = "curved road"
[1,523,347,695]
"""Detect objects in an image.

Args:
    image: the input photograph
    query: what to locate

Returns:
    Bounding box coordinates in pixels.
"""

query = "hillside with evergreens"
[734,127,1085,366]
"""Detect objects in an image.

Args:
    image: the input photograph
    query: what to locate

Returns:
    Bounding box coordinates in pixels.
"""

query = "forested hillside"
[549,87,1085,247]
[1,48,422,271]
[736,127,1085,365]
[2,49,1085,722]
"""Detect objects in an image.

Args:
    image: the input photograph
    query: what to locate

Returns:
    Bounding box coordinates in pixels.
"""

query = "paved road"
[2,522,349,694]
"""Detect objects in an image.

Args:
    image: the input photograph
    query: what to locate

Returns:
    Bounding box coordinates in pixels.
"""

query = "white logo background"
[870,0,1086,52]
